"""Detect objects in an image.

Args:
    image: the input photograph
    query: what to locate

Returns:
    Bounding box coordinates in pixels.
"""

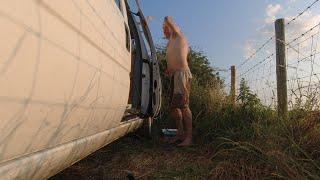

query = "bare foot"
[177,137,192,147]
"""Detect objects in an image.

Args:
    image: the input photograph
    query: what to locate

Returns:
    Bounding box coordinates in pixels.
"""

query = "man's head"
[163,21,171,39]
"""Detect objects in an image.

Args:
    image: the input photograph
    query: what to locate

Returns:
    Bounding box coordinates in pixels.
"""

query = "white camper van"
[0,0,161,179]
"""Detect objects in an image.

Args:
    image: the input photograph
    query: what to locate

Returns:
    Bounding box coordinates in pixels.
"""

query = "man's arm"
[165,16,180,36]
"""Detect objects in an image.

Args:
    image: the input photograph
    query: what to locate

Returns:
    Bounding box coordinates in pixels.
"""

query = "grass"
[52,79,320,179]
[52,50,320,179]
[51,135,216,179]
[51,109,320,179]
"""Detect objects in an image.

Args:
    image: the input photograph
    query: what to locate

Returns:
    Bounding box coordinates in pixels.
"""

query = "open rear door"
[125,0,161,118]
[134,0,162,117]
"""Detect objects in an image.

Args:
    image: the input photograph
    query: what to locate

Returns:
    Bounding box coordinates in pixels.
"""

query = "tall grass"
[196,79,320,179]
[156,47,320,179]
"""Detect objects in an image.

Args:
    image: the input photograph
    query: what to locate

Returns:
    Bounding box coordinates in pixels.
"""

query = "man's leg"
[178,107,192,146]
[169,108,184,143]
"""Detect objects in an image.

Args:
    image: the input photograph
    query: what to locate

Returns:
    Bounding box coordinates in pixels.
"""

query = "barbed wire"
[285,20,320,109]
[239,53,275,77]
[287,23,320,45]
[288,73,320,81]
[226,0,320,109]
[238,36,274,69]
[236,50,277,106]
[237,0,320,71]
[286,0,320,26]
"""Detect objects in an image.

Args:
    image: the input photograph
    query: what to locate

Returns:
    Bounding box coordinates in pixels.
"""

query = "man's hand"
[164,16,173,24]
[164,16,180,36]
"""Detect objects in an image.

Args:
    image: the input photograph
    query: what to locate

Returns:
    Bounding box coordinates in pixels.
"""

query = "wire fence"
[286,21,320,110]
[230,0,320,111]
[234,31,277,107]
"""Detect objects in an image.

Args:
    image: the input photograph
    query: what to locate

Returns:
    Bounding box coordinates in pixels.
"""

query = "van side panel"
[0,119,143,179]
[0,0,131,165]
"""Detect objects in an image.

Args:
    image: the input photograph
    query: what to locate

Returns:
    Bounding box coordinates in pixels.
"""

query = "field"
[52,48,320,179]
[51,135,217,179]
[51,110,320,179]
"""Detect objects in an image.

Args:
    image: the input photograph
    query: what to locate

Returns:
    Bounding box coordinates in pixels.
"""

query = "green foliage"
[156,46,320,179]
[237,78,260,108]
[155,46,225,130]
[156,46,275,142]
[157,46,223,89]
[54,46,320,180]
[194,78,276,143]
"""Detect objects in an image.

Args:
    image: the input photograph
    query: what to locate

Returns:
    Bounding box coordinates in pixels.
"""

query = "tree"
[156,46,225,123]
[237,78,260,108]
[157,47,223,89]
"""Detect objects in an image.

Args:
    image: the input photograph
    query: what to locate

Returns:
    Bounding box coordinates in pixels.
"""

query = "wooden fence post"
[230,65,236,105]
[275,18,288,120]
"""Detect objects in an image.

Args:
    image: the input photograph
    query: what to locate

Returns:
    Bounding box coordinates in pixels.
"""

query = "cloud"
[244,40,256,58]
[265,4,283,24]
[286,11,320,34]
[242,3,282,59]
[284,11,320,60]
[245,2,320,59]
[241,1,320,105]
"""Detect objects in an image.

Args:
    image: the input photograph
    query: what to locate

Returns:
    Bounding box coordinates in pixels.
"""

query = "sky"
[131,0,320,106]
[132,0,320,70]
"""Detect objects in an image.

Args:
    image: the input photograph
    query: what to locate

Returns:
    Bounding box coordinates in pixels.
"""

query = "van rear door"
[134,1,162,117]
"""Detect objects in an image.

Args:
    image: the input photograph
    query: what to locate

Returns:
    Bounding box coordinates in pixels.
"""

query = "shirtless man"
[163,16,193,147]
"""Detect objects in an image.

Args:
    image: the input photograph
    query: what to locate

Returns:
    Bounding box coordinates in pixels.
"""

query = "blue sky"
[129,0,320,106]
[135,0,320,71]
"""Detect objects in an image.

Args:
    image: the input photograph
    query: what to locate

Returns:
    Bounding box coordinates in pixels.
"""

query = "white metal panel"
[0,118,143,179]
[0,0,131,164]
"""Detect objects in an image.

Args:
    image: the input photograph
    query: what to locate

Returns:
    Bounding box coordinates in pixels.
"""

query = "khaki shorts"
[170,69,192,109]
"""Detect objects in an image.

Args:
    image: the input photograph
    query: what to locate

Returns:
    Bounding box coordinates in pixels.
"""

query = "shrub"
[156,47,320,179]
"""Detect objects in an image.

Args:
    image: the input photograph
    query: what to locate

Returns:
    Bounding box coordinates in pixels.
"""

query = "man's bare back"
[166,33,189,72]
[163,16,189,73]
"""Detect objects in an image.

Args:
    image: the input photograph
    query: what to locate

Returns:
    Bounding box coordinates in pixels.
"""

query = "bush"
[156,47,225,129]
[156,47,320,179]
[156,47,276,142]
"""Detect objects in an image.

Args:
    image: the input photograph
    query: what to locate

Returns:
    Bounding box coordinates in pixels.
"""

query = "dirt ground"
[50,134,214,180]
